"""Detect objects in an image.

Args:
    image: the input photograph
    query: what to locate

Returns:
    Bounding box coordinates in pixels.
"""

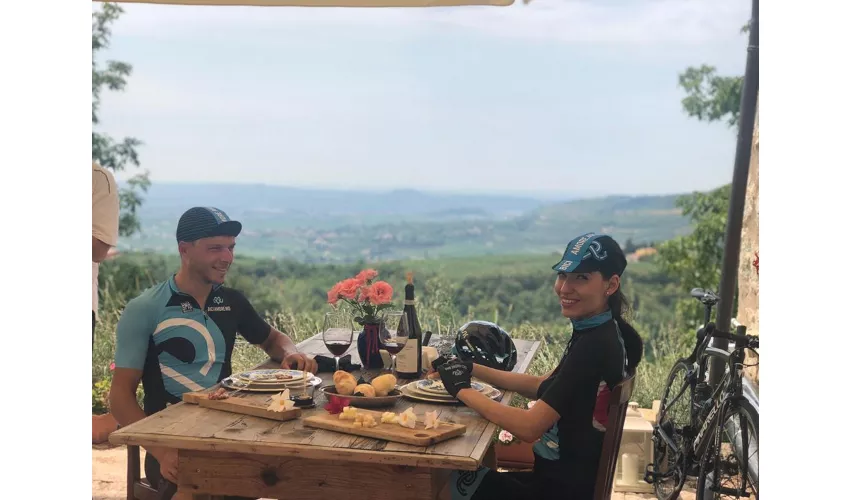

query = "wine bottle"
[396,272,423,379]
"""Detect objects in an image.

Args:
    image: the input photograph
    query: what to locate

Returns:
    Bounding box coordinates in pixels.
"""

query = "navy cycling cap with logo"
[176,207,242,243]
[552,232,627,276]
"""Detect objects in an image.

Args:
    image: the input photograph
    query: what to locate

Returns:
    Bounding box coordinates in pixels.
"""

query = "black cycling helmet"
[453,320,518,371]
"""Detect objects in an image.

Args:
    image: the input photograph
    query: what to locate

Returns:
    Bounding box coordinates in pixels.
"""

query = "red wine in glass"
[379,311,408,373]
[325,341,351,357]
[383,342,404,355]
[323,312,354,372]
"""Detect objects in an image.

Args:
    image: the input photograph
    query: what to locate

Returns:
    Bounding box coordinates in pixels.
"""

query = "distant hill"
[516,194,687,244]
[136,183,554,221]
[122,183,689,261]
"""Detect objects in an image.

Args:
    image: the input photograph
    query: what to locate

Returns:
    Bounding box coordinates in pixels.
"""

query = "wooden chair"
[126,445,161,500]
[592,374,636,500]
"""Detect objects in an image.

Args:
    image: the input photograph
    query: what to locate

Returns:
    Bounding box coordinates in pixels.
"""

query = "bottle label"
[396,338,420,374]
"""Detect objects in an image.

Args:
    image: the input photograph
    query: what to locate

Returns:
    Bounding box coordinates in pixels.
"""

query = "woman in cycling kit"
[431,233,644,500]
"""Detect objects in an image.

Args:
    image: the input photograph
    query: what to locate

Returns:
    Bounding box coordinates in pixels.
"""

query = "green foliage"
[92,250,696,412]
[678,65,743,128]
[677,22,750,129]
[92,379,111,415]
[92,2,149,237]
[656,185,730,289]
[655,184,731,329]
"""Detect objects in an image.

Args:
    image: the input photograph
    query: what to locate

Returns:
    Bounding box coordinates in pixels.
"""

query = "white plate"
[400,382,502,404]
[235,369,307,383]
[222,375,322,392]
[416,379,486,395]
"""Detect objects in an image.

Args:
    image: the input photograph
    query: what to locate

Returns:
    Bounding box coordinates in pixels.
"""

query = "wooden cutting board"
[182,388,301,422]
[303,409,466,446]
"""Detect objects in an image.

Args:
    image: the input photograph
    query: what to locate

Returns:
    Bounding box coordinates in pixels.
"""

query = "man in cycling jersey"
[109,206,317,494]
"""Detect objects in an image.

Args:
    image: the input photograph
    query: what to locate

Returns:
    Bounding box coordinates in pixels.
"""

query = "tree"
[678,66,743,128]
[677,23,750,128]
[655,184,731,328]
[92,2,149,237]
[662,22,750,328]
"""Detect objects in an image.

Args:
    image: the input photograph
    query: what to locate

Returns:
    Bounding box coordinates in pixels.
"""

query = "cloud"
[106,0,749,45]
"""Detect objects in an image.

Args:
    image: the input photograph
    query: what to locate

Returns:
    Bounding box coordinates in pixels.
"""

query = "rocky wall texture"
[736,96,759,386]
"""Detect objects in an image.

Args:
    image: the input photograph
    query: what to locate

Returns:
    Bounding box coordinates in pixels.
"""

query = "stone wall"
[736,95,759,386]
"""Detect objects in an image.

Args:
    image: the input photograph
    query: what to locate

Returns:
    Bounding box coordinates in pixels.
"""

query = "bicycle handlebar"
[710,328,759,349]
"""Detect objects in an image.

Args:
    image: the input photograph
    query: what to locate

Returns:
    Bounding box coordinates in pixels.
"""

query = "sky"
[96,0,751,198]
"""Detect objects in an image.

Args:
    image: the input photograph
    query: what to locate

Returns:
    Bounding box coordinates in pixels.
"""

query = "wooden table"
[110,334,541,500]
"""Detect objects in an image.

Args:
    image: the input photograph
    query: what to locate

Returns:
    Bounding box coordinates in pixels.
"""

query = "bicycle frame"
[693,349,736,459]
[653,321,749,470]
[648,289,759,498]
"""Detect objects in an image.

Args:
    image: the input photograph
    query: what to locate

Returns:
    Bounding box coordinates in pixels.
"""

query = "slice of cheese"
[397,410,417,429]
[381,412,399,424]
[424,410,439,430]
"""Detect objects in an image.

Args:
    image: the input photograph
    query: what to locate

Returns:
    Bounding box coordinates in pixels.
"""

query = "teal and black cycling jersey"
[114,275,271,415]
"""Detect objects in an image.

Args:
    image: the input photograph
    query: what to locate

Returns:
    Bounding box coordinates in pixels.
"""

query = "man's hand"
[436,358,473,398]
[151,447,178,483]
[282,352,318,374]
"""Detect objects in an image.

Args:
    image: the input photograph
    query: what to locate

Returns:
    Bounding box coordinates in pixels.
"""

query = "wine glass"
[379,311,408,374]
[323,311,354,373]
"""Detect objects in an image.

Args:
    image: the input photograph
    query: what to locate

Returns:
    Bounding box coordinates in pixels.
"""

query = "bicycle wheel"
[651,359,694,500]
[697,399,759,500]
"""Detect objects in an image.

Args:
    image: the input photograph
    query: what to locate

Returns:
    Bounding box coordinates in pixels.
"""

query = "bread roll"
[354,384,376,398]
[333,370,356,385]
[370,374,397,397]
[336,379,356,395]
[334,370,358,395]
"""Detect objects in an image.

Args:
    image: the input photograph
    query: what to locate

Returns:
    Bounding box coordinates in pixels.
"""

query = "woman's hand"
[435,358,473,398]
[427,355,459,380]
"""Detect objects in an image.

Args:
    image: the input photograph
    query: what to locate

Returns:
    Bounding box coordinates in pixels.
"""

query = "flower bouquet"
[327,269,395,369]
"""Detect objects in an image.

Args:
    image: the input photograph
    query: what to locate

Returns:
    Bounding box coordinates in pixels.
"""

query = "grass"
[92,269,680,414]
[94,308,671,414]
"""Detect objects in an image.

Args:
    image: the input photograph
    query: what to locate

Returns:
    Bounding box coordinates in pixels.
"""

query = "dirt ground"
[92,444,694,500]
[92,442,143,500]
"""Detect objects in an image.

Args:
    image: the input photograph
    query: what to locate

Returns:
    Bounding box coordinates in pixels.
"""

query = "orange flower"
[367,281,393,305]
[327,283,341,305]
[355,269,378,283]
[337,278,362,300]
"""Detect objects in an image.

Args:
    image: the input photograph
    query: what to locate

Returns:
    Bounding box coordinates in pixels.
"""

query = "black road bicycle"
[645,288,759,500]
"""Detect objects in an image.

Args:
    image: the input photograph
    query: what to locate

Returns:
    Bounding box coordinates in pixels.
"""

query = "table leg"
[127,445,140,500]
[483,442,497,470]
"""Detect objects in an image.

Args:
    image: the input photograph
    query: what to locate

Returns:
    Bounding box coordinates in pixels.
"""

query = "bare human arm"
[467,329,617,444]
[457,388,561,443]
[235,291,318,374]
[110,295,180,483]
[260,327,318,374]
[428,362,553,400]
[470,363,547,400]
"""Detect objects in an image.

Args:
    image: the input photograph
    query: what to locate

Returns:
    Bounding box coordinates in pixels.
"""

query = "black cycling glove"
[436,358,473,398]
